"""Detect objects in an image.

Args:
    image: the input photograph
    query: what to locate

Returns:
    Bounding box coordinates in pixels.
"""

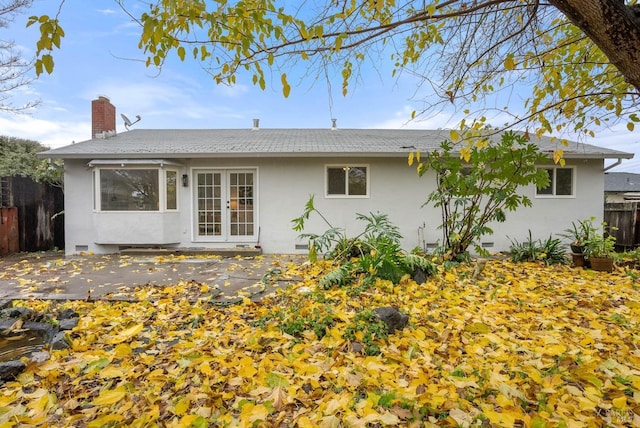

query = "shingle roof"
[40,128,633,160]
[605,172,640,192]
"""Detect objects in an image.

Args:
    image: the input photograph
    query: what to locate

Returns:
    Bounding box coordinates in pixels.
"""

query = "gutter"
[604,158,623,172]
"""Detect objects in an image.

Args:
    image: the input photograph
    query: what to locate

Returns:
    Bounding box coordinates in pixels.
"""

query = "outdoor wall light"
[182,174,189,187]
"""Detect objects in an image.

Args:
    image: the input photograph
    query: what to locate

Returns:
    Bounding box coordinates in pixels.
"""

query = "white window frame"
[92,165,180,212]
[325,164,370,198]
[535,166,576,198]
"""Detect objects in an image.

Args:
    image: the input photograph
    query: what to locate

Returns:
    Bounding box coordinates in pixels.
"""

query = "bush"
[292,196,436,288]
[509,231,567,265]
[412,131,550,261]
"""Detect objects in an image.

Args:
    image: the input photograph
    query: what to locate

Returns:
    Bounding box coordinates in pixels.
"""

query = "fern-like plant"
[292,195,436,287]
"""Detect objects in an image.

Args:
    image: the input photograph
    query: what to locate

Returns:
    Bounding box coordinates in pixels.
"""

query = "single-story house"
[41,96,633,256]
[605,172,640,202]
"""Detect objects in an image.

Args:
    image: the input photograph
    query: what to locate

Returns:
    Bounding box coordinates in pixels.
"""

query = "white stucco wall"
[62,156,605,255]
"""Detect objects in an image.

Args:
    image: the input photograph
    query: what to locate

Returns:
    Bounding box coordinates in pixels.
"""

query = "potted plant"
[560,217,596,267]
[583,221,617,272]
[560,217,596,254]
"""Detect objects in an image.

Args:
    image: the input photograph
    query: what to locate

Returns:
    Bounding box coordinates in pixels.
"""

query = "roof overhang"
[87,159,183,167]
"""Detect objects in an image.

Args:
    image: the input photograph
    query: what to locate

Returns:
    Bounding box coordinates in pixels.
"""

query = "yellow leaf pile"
[2,260,639,427]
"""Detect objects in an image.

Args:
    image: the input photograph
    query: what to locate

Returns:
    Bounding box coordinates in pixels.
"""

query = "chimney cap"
[252,118,260,130]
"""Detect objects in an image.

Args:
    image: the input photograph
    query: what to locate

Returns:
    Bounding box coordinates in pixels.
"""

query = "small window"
[536,167,574,197]
[166,170,177,210]
[326,166,368,197]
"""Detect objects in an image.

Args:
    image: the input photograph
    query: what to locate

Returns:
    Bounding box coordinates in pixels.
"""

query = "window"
[97,168,179,211]
[100,169,159,211]
[536,167,574,196]
[166,170,177,210]
[327,166,368,197]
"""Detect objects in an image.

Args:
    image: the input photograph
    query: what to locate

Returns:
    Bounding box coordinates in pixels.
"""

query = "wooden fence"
[0,176,64,255]
[604,202,640,249]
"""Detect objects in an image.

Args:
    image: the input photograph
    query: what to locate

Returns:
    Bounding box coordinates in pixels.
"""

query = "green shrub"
[509,231,567,265]
[292,196,436,287]
[414,131,550,261]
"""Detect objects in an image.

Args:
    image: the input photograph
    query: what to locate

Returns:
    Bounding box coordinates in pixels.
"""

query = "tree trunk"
[550,0,640,92]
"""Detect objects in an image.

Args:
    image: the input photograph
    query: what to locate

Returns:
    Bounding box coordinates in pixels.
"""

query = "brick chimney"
[91,96,116,139]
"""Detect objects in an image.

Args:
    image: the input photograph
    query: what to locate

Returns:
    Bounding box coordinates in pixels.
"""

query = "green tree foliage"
[0,135,62,185]
[411,131,549,260]
[29,0,640,142]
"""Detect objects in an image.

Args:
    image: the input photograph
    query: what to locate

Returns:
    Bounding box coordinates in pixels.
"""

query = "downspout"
[604,158,623,172]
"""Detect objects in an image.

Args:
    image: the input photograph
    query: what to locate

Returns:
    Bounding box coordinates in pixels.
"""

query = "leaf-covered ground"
[1,259,639,427]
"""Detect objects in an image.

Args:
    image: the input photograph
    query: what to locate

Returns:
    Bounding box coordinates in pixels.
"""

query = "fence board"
[0,176,64,254]
[0,207,19,255]
[604,202,639,248]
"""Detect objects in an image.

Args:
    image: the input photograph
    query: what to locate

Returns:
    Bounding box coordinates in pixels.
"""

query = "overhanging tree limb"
[550,0,640,92]
[27,0,640,139]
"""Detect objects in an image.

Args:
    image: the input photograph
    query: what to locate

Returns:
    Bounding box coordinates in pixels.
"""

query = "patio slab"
[0,252,306,302]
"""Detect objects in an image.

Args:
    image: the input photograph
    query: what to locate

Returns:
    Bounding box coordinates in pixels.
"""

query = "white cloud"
[97,9,118,15]
[0,115,89,148]
[213,82,251,98]
[361,105,462,130]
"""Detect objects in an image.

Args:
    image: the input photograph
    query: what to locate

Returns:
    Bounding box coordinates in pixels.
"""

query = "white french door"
[194,169,256,241]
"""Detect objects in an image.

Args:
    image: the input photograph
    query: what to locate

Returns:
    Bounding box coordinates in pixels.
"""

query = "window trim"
[93,166,180,212]
[325,164,370,198]
[535,166,576,198]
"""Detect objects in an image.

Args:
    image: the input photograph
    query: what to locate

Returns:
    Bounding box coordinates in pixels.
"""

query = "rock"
[0,360,26,381]
[373,307,409,334]
[412,267,429,284]
[0,300,13,310]
[0,307,34,319]
[350,341,364,354]
[58,318,79,331]
[50,331,71,350]
[58,309,79,320]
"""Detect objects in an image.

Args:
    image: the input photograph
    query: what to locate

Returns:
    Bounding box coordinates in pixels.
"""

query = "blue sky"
[1,1,639,172]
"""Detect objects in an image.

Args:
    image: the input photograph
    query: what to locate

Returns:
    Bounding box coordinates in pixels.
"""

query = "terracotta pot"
[589,256,614,273]
[571,253,585,268]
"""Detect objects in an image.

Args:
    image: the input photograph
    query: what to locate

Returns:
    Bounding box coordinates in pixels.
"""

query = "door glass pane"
[197,172,222,236]
[229,172,255,237]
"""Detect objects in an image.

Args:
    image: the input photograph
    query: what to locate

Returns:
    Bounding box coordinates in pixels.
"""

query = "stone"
[50,331,71,350]
[350,341,364,354]
[58,309,79,320]
[412,267,429,285]
[0,307,34,319]
[58,318,79,331]
[0,360,26,381]
[373,307,409,334]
